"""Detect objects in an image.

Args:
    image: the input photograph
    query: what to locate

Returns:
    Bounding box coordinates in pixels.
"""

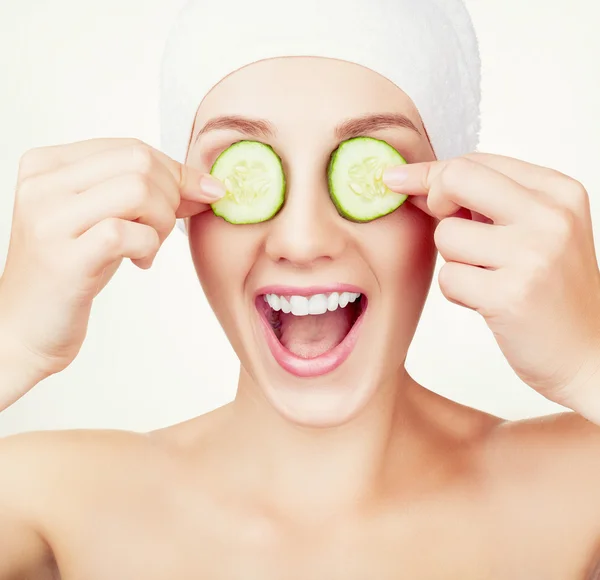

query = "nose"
[264,171,347,267]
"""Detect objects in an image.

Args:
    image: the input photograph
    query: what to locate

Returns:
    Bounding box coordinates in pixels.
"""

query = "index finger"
[18,138,143,180]
[176,199,214,219]
[384,158,534,224]
[21,137,224,203]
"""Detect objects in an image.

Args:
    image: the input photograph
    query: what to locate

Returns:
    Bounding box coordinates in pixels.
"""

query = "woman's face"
[186,57,437,427]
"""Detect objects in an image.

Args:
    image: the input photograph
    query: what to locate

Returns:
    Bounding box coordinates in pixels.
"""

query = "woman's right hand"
[0,138,224,399]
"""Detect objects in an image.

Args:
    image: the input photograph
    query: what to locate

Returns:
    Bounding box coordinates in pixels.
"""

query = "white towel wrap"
[159,0,482,234]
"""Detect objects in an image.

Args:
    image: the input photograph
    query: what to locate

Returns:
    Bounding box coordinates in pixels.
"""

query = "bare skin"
[2,384,600,579]
[1,57,600,579]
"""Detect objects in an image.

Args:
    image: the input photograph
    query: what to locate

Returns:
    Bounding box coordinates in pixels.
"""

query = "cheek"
[359,202,437,294]
[188,212,261,306]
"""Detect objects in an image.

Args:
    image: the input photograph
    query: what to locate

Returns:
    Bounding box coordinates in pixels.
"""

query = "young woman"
[1,0,600,578]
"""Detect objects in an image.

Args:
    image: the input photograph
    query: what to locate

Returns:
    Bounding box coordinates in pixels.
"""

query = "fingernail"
[200,174,226,200]
[383,167,409,188]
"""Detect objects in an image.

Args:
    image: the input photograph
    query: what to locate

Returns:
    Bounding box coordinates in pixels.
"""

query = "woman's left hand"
[383,152,600,416]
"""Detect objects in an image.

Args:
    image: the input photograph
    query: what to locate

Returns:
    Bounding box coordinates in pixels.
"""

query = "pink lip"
[255,293,368,378]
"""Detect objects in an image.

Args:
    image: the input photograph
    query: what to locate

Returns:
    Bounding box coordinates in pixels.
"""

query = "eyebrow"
[195,115,275,140]
[193,112,422,145]
[335,113,422,139]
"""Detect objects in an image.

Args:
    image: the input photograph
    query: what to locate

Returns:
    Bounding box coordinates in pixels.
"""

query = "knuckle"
[17,147,45,179]
[16,175,38,200]
[128,174,153,205]
[162,212,177,234]
[433,218,455,247]
[149,229,161,251]
[138,226,160,255]
[565,178,589,209]
[437,262,455,295]
[167,216,177,237]
[442,158,472,184]
[123,137,145,147]
[545,172,589,212]
[543,205,575,240]
[437,215,459,235]
[153,211,177,243]
[129,144,155,174]
[100,219,125,251]
[420,162,434,192]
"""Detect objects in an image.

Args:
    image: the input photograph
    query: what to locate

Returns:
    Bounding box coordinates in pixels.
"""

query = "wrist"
[561,347,600,426]
[0,327,49,411]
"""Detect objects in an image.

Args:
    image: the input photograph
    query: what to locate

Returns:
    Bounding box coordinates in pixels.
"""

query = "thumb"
[178,164,227,203]
[176,166,227,217]
[149,146,227,203]
[149,147,226,217]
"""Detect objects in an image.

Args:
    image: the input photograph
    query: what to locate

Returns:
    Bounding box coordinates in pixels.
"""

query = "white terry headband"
[159,0,482,234]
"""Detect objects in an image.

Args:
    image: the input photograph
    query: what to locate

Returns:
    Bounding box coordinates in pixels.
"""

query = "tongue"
[279,307,354,359]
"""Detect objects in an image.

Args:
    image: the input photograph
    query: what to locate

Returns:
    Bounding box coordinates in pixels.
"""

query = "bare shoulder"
[0,428,161,578]
[488,410,600,479]
[0,426,155,471]
[0,427,168,519]
[481,411,600,573]
[0,401,231,504]
[0,402,232,505]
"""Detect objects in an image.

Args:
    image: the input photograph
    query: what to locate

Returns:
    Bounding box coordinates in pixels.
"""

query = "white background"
[0,0,598,436]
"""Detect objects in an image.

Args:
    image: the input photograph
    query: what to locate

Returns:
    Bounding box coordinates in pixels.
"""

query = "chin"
[235,286,397,428]
[256,366,387,428]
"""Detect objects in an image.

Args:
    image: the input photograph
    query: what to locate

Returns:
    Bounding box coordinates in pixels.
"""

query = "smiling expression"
[184,56,438,427]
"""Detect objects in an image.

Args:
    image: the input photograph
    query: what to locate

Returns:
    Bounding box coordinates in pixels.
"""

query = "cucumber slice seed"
[210,137,406,225]
[328,137,408,222]
[210,140,286,224]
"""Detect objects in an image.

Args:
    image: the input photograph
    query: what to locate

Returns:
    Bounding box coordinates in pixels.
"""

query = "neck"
[222,366,432,519]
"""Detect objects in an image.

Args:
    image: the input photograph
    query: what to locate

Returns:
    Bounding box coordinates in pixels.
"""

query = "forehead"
[195,56,421,129]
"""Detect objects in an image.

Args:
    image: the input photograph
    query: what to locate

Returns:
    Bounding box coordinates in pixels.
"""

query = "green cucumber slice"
[210,140,285,224]
[327,137,408,222]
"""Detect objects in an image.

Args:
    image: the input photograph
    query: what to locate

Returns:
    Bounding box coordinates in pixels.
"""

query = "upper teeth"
[264,292,361,316]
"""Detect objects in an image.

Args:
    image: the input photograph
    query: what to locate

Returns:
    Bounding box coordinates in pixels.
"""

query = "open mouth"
[255,288,368,377]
